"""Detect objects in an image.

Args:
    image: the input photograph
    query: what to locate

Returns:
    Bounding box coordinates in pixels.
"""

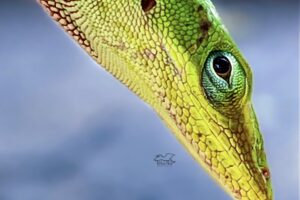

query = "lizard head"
[39,0,273,199]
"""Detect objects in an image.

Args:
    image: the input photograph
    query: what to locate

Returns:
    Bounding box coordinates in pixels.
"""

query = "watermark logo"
[153,153,176,166]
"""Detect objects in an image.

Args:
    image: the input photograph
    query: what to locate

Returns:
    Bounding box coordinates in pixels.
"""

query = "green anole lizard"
[38,0,273,199]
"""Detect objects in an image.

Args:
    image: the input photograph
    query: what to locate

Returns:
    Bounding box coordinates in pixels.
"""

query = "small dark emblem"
[153,153,176,166]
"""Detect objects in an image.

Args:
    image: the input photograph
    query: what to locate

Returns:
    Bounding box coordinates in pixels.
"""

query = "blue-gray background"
[0,0,298,200]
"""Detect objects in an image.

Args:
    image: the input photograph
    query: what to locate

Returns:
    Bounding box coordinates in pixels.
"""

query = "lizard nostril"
[141,0,156,12]
[261,167,270,180]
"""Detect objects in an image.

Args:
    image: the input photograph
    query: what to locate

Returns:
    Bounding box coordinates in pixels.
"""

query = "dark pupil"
[213,56,231,75]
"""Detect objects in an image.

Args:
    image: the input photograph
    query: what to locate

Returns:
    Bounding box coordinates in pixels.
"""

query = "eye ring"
[202,51,248,114]
[212,55,232,80]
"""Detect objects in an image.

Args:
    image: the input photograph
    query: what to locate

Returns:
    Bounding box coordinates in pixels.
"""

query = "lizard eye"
[204,51,237,85]
[201,51,247,114]
[213,56,232,80]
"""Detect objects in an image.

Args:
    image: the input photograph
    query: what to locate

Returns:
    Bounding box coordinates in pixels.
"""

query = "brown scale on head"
[39,0,97,58]
[196,4,212,46]
[141,0,157,12]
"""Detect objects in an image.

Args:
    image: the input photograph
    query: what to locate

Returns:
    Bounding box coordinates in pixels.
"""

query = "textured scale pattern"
[38,0,272,199]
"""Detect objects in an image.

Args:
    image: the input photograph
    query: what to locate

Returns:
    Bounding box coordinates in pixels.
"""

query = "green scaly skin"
[38,0,273,199]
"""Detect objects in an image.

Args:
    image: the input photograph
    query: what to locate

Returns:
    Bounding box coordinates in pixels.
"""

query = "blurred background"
[0,0,298,199]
